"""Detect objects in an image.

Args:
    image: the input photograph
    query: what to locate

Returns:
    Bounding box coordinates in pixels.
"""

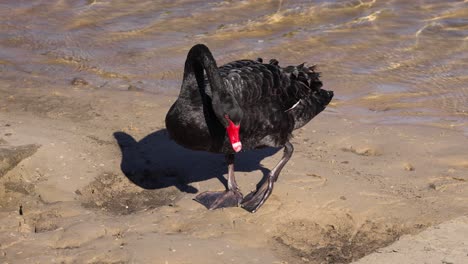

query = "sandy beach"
[1,82,467,263]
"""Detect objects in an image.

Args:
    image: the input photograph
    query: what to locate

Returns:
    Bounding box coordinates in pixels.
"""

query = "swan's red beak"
[226,118,242,152]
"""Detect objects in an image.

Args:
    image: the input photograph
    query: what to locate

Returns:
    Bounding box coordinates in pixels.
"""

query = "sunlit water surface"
[1,0,467,133]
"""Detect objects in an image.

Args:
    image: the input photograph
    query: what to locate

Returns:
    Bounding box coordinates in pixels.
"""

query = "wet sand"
[1,82,467,263]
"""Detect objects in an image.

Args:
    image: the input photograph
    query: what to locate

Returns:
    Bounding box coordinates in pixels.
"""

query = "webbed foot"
[194,190,243,210]
[241,177,274,213]
[242,142,294,213]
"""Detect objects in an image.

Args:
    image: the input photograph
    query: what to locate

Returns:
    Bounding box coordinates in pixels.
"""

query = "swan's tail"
[272,61,333,129]
[279,62,333,108]
[282,63,322,92]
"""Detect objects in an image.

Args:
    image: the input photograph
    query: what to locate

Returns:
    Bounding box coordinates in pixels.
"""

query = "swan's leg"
[241,142,293,213]
[194,154,243,210]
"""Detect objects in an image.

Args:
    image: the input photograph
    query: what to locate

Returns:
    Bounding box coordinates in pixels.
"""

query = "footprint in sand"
[428,176,467,192]
[288,173,327,187]
[341,146,382,157]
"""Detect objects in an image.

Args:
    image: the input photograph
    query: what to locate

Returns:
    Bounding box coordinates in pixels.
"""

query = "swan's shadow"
[113,130,280,194]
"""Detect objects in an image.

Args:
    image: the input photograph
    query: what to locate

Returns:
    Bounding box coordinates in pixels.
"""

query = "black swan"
[165,44,333,212]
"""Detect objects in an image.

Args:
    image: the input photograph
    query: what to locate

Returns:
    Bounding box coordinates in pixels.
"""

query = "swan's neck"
[180,45,222,98]
[180,44,238,119]
[176,44,243,152]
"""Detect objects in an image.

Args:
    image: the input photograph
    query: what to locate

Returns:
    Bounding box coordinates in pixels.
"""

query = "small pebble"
[404,163,415,171]
[128,85,143,91]
[71,77,89,86]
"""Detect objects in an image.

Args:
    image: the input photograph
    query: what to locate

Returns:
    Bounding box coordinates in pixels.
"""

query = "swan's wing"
[218,59,332,134]
[219,60,289,108]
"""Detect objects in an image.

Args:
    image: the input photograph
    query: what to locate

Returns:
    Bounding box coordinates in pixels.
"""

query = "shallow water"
[1,0,467,132]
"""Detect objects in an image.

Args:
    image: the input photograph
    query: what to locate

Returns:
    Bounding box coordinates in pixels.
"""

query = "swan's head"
[223,108,243,153]
[212,90,243,152]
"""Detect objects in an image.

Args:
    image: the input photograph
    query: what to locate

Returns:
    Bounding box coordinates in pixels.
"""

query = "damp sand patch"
[272,216,419,264]
[78,172,182,215]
